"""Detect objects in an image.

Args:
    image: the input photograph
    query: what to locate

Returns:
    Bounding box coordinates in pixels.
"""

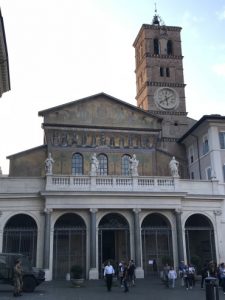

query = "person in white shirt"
[168,266,177,288]
[104,261,115,292]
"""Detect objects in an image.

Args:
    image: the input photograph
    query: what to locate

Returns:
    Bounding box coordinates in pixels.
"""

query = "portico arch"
[141,213,172,276]
[98,213,130,277]
[53,213,86,279]
[3,214,37,266]
[185,213,216,272]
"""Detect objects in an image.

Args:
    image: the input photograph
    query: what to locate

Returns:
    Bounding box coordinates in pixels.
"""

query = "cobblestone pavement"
[0,278,223,300]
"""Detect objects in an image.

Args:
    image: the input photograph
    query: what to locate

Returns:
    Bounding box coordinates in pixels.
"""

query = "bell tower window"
[154,38,160,55]
[166,67,170,77]
[167,40,173,55]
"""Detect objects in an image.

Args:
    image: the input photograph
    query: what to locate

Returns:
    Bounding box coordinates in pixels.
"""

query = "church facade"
[0,12,225,281]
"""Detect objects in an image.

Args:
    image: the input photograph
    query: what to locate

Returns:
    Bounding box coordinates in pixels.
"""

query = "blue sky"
[0,0,225,173]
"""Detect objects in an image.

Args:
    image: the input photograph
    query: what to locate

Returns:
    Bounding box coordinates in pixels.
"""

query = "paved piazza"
[0,278,222,300]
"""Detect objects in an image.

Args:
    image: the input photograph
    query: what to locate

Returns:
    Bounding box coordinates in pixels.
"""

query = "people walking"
[168,266,177,288]
[183,264,195,290]
[13,259,23,297]
[163,263,170,288]
[123,262,129,293]
[104,261,115,292]
[219,262,225,294]
[118,261,125,287]
[201,263,208,289]
[128,259,136,286]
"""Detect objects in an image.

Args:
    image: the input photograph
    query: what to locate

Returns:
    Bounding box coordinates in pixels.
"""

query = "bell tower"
[133,9,194,142]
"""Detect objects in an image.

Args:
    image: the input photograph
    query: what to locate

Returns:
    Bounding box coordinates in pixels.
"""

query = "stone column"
[133,208,144,278]
[213,210,223,263]
[43,208,52,270]
[174,209,184,263]
[89,208,98,279]
[0,211,3,251]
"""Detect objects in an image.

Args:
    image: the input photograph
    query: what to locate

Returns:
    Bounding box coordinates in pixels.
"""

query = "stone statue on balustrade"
[169,156,179,177]
[90,153,99,176]
[45,153,55,175]
[129,154,139,176]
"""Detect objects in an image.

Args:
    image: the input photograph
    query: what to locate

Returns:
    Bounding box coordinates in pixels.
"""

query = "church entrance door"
[98,213,130,278]
[141,213,172,277]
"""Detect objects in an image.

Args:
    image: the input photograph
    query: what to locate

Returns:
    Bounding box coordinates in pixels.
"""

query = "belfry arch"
[185,214,216,271]
[53,213,86,279]
[141,213,172,276]
[3,214,37,266]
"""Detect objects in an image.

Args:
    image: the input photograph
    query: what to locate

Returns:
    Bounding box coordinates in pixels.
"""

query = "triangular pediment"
[38,93,162,130]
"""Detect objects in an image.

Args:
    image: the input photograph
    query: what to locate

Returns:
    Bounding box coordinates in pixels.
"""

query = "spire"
[152,2,165,26]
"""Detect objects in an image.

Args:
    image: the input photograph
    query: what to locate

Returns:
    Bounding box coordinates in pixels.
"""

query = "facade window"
[167,40,173,55]
[223,165,225,182]
[121,155,131,176]
[72,153,83,175]
[154,38,159,55]
[160,67,164,77]
[206,167,211,180]
[219,132,225,149]
[166,67,170,77]
[202,135,209,155]
[188,146,194,164]
[98,154,108,175]
[191,172,194,179]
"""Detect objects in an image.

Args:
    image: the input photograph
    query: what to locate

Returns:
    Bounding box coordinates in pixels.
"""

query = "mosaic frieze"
[46,129,158,149]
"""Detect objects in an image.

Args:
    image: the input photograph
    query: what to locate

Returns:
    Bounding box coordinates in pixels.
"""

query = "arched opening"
[98,213,130,277]
[121,154,131,175]
[72,153,83,175]
[53,213,86,279]
[141,213,172,276]
[3,214,37,266]
[97,154,108,175]
[185,214,216,272]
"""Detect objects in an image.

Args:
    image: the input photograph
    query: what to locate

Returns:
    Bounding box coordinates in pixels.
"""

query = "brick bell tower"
[133,8,194,146]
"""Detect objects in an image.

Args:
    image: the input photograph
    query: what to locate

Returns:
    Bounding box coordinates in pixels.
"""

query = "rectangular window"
[223,165,225,182]
[166,67,170,77]
[160,67,164,77]
[188,146,194,164]
[191,171,194,179]
[219,132,225,149]
[202,135,209,155]
[206,167,211,180]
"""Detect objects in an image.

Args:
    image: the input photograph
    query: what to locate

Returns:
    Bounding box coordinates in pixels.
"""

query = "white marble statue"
[45,153,55,175]
[169,156,179,177]
[129,154,139,176]
[90,153,99,176]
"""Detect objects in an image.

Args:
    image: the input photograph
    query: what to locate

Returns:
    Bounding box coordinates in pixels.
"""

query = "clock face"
[155,88,179,110]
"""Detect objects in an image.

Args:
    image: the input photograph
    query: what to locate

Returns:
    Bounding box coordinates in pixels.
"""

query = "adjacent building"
[0,11,224,281]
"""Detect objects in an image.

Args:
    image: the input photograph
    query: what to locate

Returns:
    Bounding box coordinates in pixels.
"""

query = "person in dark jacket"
[13,259,23,297]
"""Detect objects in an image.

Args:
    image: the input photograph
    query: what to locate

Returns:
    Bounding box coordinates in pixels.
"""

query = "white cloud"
[212,63,225,77]
[216,8,225,20]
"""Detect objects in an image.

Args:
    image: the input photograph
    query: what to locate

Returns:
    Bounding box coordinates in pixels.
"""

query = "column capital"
[174,208,183,215]
[133,208,141,214]
[90,208,98,214]
[213,209,222,216]
[44,208,53,215]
